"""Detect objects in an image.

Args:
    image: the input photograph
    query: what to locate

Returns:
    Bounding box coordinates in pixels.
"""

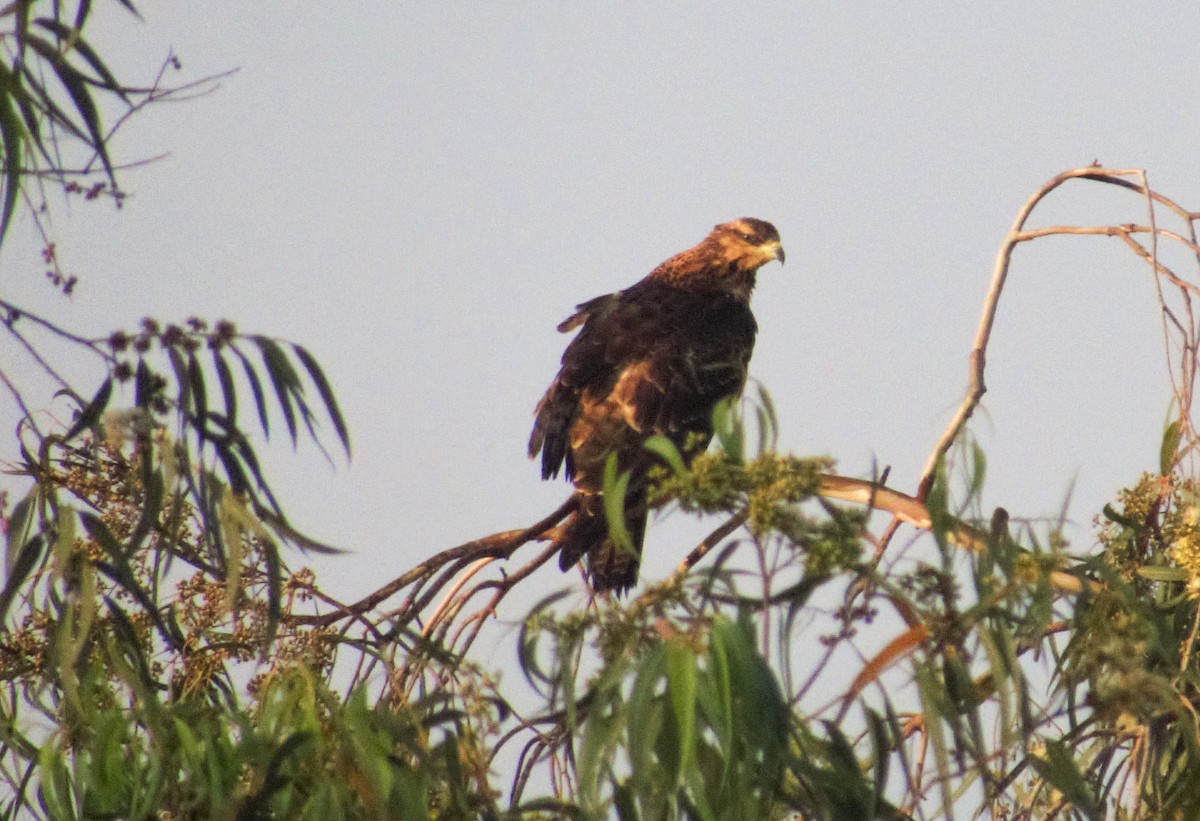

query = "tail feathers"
[558,491,647,594]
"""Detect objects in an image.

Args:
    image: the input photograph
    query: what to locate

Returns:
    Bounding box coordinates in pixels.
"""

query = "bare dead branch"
[916,168,1200,502]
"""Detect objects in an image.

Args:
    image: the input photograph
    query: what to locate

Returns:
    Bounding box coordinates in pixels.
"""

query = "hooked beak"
[766,241,785,265]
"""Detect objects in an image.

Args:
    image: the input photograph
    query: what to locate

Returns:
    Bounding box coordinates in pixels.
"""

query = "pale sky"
[4,4,1199,627]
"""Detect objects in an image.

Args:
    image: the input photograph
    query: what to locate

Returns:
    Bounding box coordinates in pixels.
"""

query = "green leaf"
[968,439,987,498]
[666,640,698,786]
[293,343,351,456]
[63,376,112,441]
[754,382,779,453]
[1101,503,1137,529]
[166,345,190,414]
[262,534,283,646]
[187,352,207,427]
[134,359,154,408]
[601,452,633,553]
[712,397,743,463]
[37,741,76,821]
[255,337,299,444]
[1028,738,1102,820]
[51,503,78,582]
[1136,565,1189,582]
[33,20,130,101]
[627,645,667,788]
[212,348,237,428]
[701,623,734,778]
[127,457,162,553]
[643,434,686,475]
[258,732,314,800]
[102,598,160,694]
[0,534,45,626]
[864,708,890,816]
[232,345,270,438]
[83,513,177,650]
[5,487,36,571]
[1161,418,1183,475]
[24,33,114,180]
[0,63,25,250]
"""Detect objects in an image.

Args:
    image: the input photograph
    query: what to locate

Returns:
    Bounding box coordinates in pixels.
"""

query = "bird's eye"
[738,232,754,242]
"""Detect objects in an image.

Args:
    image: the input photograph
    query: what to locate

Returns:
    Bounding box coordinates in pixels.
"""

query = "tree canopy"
[3,5,1200,820]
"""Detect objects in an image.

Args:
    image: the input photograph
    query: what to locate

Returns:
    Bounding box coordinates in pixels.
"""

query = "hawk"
[529,218,784,593]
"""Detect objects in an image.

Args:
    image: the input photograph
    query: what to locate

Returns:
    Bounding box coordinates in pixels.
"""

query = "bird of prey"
[528,218,784,593]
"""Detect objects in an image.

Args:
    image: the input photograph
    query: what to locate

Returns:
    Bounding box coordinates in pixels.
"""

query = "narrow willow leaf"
[166,346,189,415]
[1029,739,1103,820]
[232,345,270,438]
[511,799,589,820]
[83,514,172,649]
[262,535,282,647]
[969,440,987,498]
[578,707,619,805]
[0,65,24,249]
[703,624,734,782]
[666,640,698,786]
[17,61,89,148]
[627,644,667,787]
[601,452,633,553]
[72,1,92,30]
[978,628,1016,751]
[643,434,686,475]
[33,20,130,101]
[103,598,158,691]
[56,599,84,715]
[134,358,153,408]
[212,440,249,497]
[41,35,114,180]
[126,467,163,552]
[913,663,953,813]
[712,397,743,463]
[51,505,77,582]
[75,561,97,653]
[63,376,112,441]
[187,352,207,427]
[5,489,35,572]
[1161,419,1183,476]
[259,732,313,798]
[37,742,75,821]
[212,348,237,428]
[13,66,46,154]
[0,534,44,625]
[254,337,299,444]
[756,383,778,446]
[217,485,244,616]
[1101,503,1137,529]
[293,343,350,455]
[864,708,890,815]
[1136,565,1189,582]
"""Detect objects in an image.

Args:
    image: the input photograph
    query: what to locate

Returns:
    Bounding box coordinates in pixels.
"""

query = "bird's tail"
[558,490,647,594]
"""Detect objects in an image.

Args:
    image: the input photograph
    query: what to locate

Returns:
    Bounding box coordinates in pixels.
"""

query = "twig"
[292,495,576,627]
[671,507,750,578]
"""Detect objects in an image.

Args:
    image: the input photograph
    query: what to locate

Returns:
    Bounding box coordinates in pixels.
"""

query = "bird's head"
[648,217,785,300]
[709,218,785,272]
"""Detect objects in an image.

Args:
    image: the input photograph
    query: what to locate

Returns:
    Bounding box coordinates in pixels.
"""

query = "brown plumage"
[528,218,784,593]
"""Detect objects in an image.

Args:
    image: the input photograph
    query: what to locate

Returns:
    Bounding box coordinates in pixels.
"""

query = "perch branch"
[290,495,576,627]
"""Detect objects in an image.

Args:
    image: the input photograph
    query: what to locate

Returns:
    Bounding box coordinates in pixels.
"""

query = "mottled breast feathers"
[529,280,758,481]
